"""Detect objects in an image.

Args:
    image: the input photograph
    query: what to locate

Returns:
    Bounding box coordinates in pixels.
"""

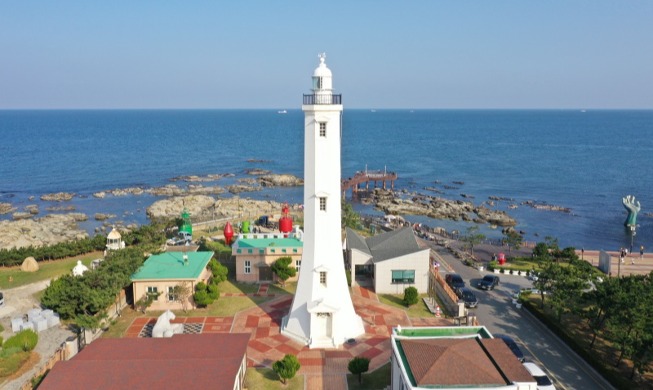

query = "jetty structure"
[282,54,365,348]
[342,166,397,196]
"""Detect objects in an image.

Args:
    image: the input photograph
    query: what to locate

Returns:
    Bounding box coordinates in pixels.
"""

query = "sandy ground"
[0,281,75,390]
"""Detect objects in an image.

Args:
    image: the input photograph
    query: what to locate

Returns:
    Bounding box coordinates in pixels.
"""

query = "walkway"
[123,284,452,389]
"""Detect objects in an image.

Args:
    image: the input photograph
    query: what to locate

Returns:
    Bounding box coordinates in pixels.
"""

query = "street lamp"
[629,224,638,254]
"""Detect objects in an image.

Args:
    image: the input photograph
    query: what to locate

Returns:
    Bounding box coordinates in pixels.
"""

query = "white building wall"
[374,249,430,294]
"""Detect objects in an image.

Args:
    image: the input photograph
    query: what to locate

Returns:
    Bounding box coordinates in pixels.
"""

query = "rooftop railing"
[303,94,342,105]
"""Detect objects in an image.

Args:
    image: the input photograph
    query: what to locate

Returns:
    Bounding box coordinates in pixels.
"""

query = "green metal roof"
[131,251,214,281]
[396,326,492,339]
[237,237,303,249]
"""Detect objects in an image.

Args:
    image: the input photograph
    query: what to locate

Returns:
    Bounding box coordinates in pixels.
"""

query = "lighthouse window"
[316,77,323,89]
[320,271,327,286]
[319,122,326,137]
[244,260,251,274]
[319,197,327,211]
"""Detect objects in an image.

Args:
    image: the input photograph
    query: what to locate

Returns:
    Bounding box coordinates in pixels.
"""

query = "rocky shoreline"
[0,170,579,250]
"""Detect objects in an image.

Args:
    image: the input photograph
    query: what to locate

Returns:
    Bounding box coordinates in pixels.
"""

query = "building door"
[315,312,332,338]
[259,266,272,282]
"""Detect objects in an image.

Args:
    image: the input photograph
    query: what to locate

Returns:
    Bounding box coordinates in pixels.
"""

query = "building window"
[319,197,326,211]
[167,286,175,301]
[147,286,158,299]
[320,271,327,286]
[296,260,301,272]
[391,270,415,284]
[319,122,326,137]
[248,249,253,254]
[244,260,251,274]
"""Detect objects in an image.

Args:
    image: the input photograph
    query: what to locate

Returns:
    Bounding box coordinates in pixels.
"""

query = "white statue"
[151,310,184,338]
[72,260,89,277]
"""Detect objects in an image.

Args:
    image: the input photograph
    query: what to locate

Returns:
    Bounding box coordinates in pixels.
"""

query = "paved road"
[432,246,614,390]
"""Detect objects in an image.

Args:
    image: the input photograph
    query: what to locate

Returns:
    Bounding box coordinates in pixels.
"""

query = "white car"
[523,362,555,390]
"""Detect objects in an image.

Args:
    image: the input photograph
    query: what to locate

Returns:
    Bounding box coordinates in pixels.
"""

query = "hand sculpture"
[622,195,641,227]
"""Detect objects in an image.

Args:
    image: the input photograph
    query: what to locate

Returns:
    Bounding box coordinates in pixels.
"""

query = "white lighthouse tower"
[282,54,365,349]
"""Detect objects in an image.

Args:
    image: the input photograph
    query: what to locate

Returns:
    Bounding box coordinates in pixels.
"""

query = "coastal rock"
[25,204,39,215]
[12,212,32,220]
[41,192,75,201]
[245,168,271,175]
[45,205,76,212]
[94,213,116,221]
[67,213,89,222]
[226,184,262,194]
[0,202,16,215]
[170,173,234,182]
[187,184,225,195]
[0,214,88,250]
[521,200,571,213]
[147,185,185,197]
[246,159,272,163]
[93,192,106,198]
[258,174,304,187]
[146,195,218,220]
[237,178,258,185]
[368,188,517,227]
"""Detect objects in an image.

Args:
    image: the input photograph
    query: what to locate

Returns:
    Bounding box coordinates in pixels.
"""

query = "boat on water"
[278,110,287,114]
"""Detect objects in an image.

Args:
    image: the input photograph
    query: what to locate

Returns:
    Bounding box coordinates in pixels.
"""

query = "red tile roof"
[39,334,250,390]
[399,337,529,387]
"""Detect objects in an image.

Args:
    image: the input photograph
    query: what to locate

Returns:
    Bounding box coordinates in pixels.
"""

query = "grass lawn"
[102,308,143,338]
[221,280,260,294]
[0,251,102,289]
[269,281,297,295]
[378,293,435,318]
[346,362,391,390]
[244,367,303,390]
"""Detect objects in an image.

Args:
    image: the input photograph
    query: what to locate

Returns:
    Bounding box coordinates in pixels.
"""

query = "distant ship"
[370,109,377,113]
[278,110,288,114]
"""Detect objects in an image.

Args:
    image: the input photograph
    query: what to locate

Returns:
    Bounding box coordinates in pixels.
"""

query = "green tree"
[348,356,370,384]
[193,282,212,307]
[532,242,550,260]
[503,230,523,253]
[172,282,192,312]
[271,256,297,287]
[209,259,229,284]
[342,201,361,229]
[272,354,301,384]
[403,286,419,306]
[462,226,485,257]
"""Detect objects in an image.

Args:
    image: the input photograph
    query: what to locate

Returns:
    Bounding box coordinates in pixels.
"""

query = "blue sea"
[1,109,652,251]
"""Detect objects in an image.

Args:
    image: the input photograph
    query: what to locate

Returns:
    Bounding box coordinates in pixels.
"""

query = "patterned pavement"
[123,285,452,389]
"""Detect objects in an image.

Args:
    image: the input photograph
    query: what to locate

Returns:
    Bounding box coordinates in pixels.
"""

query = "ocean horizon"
[1,108,652,251]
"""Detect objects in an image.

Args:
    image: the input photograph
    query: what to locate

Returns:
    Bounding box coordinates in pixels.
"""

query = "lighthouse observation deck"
[303,94,342,105]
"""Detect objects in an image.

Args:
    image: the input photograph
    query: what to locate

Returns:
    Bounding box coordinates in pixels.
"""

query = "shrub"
[193,290,211,308]
[273,354,301,384]
[207,284,220,300]
[348,356,370,384]
[4,329,38,352]
[403,287,419,306]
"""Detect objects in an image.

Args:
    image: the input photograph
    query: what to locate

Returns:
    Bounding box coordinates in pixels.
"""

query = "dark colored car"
[494,333,525,362]
[445,273,465,292]
[478,275,500,290]
[457,287,478,308]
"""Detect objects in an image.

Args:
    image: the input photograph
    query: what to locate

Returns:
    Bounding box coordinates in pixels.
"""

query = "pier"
[342,167,397,196]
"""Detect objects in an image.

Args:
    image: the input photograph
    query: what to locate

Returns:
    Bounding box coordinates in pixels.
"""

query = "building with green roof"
[131,251,214,311]
[391,326,536,390]
[232,233,303,283]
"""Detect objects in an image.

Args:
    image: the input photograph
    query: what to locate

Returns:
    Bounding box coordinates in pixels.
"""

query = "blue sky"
[1,2,652,109]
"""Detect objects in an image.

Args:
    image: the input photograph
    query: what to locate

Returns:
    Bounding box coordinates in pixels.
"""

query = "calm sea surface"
[1,109,652,250]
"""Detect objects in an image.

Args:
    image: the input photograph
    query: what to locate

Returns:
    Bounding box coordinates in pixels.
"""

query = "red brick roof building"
[39,334,249,390]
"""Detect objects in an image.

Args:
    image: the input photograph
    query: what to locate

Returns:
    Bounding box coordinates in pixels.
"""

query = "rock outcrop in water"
[40,192,75,201]
[366,188,517,227]
[0,202,15,215]
[258,174,304,187]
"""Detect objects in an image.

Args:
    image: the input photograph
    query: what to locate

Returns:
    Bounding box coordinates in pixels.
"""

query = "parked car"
[445,273,465,292]
[493,333,525,362]
[457,287,478,308]
[523,362,555,390]
[0,291,4,307]
[478,275,500,290]
[166,231,192,246]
